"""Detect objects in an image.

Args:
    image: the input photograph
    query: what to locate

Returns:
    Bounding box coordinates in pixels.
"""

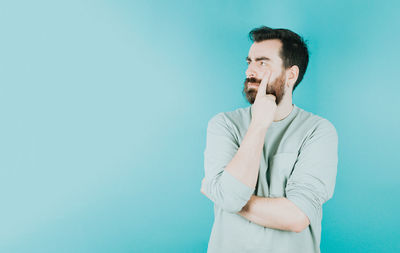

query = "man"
[200,26,338,253]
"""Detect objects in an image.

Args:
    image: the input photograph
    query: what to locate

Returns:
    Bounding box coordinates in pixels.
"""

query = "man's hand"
[250,70,277,130]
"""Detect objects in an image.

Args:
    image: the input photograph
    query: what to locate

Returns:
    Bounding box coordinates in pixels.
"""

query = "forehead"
[248,39,283,63]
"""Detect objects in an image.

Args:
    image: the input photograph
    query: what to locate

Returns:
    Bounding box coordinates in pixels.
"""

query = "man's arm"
[237,119,338,233]
[200,182,309,233]
[200,119,269,213]
[223,122,268,189]
[218,70,276,190]
[237,195,310,233]
[201,71,277,213]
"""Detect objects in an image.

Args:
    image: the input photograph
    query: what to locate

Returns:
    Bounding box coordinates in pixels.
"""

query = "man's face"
[243,39,287,105]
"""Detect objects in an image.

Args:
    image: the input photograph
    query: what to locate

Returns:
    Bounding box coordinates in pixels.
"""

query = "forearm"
[224,122,268,189]
[237,195,310,233]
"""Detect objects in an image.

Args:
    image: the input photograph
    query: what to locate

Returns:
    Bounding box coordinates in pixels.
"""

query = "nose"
[245,64,256,78]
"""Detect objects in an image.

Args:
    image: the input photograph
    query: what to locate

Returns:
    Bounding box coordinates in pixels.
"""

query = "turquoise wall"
[1,0,399,252]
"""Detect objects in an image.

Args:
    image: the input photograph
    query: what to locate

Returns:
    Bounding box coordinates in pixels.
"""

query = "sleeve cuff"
[220,170,254,212]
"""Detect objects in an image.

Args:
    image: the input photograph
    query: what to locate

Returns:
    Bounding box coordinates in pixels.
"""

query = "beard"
[242,70,286,105]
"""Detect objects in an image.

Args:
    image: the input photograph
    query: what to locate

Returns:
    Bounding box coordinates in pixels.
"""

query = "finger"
[265,94,276,100]
[256,70,271,98]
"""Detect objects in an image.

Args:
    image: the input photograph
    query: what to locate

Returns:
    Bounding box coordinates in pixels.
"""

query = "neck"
[273,99,294,122]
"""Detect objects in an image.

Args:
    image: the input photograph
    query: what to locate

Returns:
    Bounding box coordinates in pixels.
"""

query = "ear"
[286,65,299,89]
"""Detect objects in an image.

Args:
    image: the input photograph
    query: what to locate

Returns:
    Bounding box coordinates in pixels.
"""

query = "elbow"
[290,216,310,233]
[211,188,251,213]
[220,200,248,213]
[201,192,247,213]
[291,224,307,233]
[284,196,311,233]
[201,173,253,214]
[200,179,250,214]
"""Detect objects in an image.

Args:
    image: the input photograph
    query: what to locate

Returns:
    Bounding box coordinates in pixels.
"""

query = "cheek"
[268,69,281,82]
[278,78,287,94]
[254,68,266,78]
[268,75,280,86]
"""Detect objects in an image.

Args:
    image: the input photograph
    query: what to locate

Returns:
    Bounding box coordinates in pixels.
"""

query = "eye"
[260,61,267,66]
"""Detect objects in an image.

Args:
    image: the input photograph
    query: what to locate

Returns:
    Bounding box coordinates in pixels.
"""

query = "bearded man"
[201,26,338,253]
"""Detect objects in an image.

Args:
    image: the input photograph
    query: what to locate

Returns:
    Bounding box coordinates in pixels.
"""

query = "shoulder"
[208,106,251,129]
[295,106,337,137]
[293,107,338,150]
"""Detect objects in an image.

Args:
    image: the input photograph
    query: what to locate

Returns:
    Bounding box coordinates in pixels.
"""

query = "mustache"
[245,77,262,84]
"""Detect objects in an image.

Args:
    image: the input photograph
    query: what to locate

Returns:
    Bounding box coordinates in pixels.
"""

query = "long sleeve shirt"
[202,104,338,253]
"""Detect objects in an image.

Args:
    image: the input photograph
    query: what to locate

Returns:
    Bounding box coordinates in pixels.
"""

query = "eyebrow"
[246,56,271,62]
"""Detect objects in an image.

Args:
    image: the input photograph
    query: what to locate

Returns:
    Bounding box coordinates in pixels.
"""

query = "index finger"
[256,70,271,98]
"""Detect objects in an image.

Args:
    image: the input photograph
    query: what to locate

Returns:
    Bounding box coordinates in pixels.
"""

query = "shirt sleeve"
[201,113,254,213]
[285,119,339,228]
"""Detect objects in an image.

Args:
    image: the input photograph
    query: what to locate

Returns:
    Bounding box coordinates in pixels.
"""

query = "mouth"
[247,82,259,88]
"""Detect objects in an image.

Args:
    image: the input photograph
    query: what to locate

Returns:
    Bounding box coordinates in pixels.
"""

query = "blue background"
[1,0,399,252]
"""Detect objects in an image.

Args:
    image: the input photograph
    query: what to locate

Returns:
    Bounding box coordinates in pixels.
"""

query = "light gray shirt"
[202,104,338,253]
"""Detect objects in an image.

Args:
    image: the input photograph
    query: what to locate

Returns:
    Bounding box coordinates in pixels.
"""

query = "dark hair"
[249,26,309,91]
